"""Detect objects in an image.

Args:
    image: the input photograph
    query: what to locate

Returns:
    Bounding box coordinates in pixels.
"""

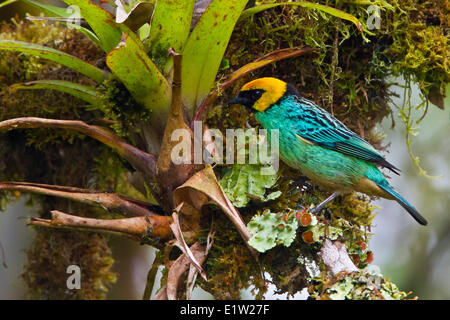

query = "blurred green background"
[0,1,449,300]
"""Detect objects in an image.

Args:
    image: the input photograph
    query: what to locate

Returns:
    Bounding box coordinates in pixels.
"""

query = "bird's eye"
[254,89,264,96]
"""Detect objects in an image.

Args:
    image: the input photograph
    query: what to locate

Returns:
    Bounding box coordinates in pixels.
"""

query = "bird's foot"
[308,191,340,215]
[308,204,321,215]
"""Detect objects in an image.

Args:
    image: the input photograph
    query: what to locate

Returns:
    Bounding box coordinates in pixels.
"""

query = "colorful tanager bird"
[228,77,427,225]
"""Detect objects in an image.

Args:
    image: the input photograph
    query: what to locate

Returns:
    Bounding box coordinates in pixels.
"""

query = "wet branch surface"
[0,181,159,217]
[28,210,173,244]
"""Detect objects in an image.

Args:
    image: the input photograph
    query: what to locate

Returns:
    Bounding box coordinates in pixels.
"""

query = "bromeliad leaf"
[10,80,99,105]
[181,0,248,112]
[148,0,195,73]
[115,1,155,32]
[20,0,79,18]
[240,1,362,31]
[247,209,299,253]
[106,34,171,125]
[0,0,17,8]
[0,40,108,83]
[62,0,122,52]
[21,0,102,46]
[219,164,281,208]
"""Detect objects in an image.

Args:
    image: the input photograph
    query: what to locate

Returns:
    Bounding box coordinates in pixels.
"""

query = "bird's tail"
[376,182,428,226]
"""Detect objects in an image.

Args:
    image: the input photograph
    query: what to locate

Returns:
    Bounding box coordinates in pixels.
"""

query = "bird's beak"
[227,94,252,108]
[227,95,243,105]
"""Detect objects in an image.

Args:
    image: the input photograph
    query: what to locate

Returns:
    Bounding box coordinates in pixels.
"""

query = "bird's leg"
[309,191,340,214]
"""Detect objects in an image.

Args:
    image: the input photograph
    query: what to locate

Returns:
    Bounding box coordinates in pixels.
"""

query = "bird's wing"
[289,96,400,174]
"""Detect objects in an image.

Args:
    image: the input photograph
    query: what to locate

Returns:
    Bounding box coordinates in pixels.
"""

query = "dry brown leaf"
[185,264,198,300]
[156,49,203,211]
[185,216,215,299]
[173,165,253,246]
[427,85,445,110]
[166,241,207,300]
[170,207,207,280]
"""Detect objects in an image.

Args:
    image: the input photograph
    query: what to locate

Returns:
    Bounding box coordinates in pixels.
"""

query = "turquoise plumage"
[228,77,427,225]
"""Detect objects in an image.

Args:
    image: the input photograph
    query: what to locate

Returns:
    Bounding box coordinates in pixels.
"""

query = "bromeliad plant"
[1,0,445,300]
[0,0,361,208]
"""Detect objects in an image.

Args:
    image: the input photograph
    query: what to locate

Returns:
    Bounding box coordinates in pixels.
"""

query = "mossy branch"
[28,210,173,245]
[0,182,159,217]
[0,117,157,182]
[142,257,161,300]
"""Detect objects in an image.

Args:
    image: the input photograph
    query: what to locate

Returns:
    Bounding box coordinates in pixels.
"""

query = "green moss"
[387,0,449,98]
[198,209,266,300]
[0,20,120,299]
[96,77,152,138]
[22,228,116,300]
